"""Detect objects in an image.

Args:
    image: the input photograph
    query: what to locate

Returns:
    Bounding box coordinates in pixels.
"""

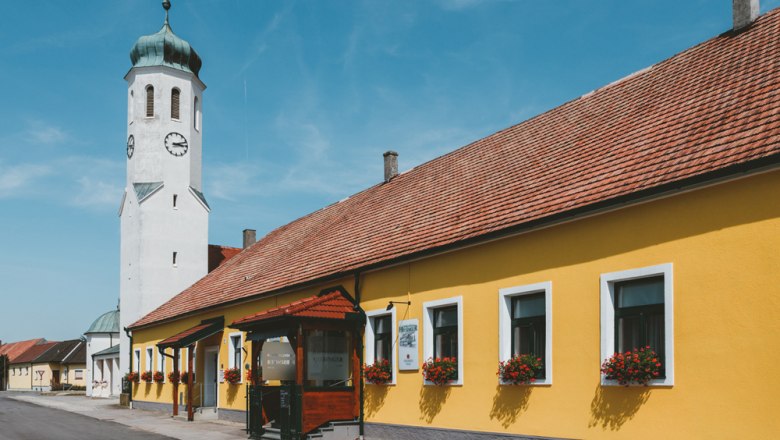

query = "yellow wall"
[132,279,353,411]
[64,364,87,387]
[131,169,780,438]
[7,363,34,390]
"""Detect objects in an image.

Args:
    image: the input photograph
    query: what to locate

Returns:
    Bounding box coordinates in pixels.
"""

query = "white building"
[85,309,120,397]
[118,2,209,375]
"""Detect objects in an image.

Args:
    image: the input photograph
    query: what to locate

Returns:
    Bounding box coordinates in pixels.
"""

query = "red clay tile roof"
[232,291,358,326]
[131,10,780,329]
[10,342,58,365]
[158,317,224,348]
[208,244,242,273]
[0,339,46,363]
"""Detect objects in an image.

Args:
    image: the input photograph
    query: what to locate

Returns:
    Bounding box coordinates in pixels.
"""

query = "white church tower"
[119,0,209,374]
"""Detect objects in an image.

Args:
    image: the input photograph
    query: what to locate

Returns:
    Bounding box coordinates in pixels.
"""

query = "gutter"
[124,326,133,403]
[354,272,365,438]
[128,154,780,332]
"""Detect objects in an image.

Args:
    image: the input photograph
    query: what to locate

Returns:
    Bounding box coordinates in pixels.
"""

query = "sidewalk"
[7,393,248,440]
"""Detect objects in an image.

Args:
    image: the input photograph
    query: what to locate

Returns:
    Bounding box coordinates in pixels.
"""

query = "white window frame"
[145,347,153,373]
[600,263,674,387]
[364,307,398,385]
[134,349,141,372]
[498,281,552,385]
[157,346,166,382]
[228,332,243,382]
[422,296,464,386]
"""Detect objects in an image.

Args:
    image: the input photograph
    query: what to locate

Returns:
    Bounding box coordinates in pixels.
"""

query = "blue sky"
[1,0,777,343]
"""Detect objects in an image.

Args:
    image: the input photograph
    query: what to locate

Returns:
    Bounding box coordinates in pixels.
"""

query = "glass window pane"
[512,293,545,318]
[617,315,642,352]
[375,316,390,334]
[617,277,664,307]
[435,331,457,359]
[435,307,457,328]
[305,330,352,387]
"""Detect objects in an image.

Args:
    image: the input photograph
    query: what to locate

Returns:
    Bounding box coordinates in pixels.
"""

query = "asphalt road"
[0,394,175,440]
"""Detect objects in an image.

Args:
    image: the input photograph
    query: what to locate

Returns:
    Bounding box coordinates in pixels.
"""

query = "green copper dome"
[129,15,202,77]
[85,309,120,334]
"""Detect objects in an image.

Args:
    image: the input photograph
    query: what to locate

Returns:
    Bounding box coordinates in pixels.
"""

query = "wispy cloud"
[72,176,123,209]
[0,162,52,198]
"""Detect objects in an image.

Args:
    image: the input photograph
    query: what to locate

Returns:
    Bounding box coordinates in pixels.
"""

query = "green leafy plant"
[497,354,543,385]
[422,357,457,386]
[601,346,662,386]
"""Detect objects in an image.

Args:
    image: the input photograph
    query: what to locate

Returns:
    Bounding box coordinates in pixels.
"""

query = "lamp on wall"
[386,301,411,311]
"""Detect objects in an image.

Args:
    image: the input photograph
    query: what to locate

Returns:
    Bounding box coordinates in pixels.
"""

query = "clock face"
[127,135,135,159]
[164,132,189,157]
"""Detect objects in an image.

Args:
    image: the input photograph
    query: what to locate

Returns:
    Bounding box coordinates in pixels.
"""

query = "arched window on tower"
[194,96,200,131]
[129,90,134,123]
[146,85,154,117]
[171,88,180,120]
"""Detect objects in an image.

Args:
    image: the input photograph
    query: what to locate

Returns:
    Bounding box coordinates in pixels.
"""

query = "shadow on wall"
[155,383,163,399]
[588,383,651,431]
[418,386,451,424]
[365,384,389,418]
[489,385,533,428]
[226,382,239,405]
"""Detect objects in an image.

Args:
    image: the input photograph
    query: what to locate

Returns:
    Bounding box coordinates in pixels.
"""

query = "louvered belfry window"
[146,85,154,117]
[171,88,180,120]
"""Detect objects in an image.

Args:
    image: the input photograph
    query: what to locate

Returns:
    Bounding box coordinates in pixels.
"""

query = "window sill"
[600,378,673,387]
[499,379,551,386]
[423,380,462,387]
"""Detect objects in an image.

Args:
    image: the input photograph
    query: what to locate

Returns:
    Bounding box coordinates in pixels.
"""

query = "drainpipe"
[124,327,133,403]
[353,272,365,438]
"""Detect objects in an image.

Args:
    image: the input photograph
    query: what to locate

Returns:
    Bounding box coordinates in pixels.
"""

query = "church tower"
[119,0,209,373]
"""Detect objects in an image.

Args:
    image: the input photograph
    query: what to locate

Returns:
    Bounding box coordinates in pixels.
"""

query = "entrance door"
[203,347,218,407]
[52,370,60,387]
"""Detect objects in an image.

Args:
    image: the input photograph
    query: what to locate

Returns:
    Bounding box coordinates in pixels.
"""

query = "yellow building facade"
[131,169,780,439]
[127,5,780,439]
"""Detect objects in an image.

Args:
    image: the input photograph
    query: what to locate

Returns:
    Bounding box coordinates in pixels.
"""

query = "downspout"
[124,327,133,403]
[353,272,365,438]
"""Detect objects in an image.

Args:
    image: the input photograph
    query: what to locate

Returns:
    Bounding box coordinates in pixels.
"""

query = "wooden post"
[187,344,194,422]
[172,349,179,416]
[296,325,304,385]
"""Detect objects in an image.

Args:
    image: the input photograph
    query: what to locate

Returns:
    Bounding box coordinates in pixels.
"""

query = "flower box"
[498,354,543,385]
[153,371,165,383]
[140,370,153,383]
[223,368,241,385]
[364,359,392,385]
[601,346,662,386]
[125,371,140,383]
[422,357,457,386]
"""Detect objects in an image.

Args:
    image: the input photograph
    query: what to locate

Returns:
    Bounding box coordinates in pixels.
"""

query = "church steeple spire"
[163,0,171,26]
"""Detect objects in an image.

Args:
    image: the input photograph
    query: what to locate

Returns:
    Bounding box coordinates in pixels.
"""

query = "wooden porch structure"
[231,287,365,439]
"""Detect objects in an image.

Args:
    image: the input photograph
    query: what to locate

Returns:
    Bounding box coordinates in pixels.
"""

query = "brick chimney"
[733,0,759,31]
[243,229,256,249]
[383,151,398,183]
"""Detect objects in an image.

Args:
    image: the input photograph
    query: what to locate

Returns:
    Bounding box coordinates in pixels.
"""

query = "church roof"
[129,5,201,77]
[131,9,780,330]
[92,345,120,358]
[85,309,120,335]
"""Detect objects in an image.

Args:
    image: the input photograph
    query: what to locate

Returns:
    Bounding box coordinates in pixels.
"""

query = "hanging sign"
[398,319,419,370]
[262,341,296,381]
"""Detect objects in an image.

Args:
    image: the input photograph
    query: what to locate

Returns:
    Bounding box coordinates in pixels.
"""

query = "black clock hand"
[172,142,187,147]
